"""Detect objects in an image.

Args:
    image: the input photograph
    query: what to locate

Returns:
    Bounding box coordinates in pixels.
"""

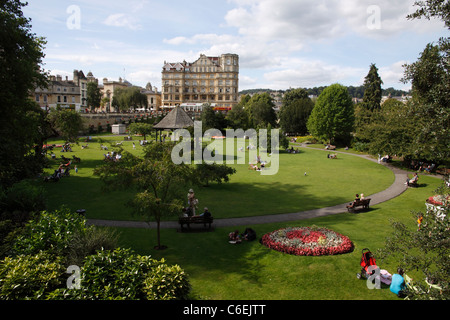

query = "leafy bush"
[65,226,119,266]
[12,207,88,257]
[0,251,65,300]
[51,248,190,300]
[0,180,46,217]
[352,141,369,152]
[143,260,191,300]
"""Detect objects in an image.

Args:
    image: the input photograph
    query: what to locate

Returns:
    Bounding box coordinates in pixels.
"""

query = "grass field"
[43,134,393,220]
[40,134,444,300]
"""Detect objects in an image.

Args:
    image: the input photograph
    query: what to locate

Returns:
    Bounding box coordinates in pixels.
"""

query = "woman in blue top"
[390,268,407,298]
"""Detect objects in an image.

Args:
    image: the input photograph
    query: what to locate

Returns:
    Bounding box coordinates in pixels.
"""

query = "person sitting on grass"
[390,268,408,298]
[242,228,256,241]
[228,230,241,244]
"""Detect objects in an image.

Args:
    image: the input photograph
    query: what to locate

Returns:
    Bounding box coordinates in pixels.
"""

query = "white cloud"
[262,58,365,89]
[103,13,142,30]
[379,61,411,90]
[225,0,445,42]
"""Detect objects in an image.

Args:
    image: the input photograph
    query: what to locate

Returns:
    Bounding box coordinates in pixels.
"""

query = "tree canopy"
[112,87,148,112]
[0,0,48,187]
[307,84,354,144]
[279,88,314,135]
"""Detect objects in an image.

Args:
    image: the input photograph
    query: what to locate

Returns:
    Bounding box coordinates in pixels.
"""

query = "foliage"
[226,95,251,130]
[307,83,354,144]
[11,207,88,257]
[377,182,449,300]
[49,248,190,300]
[0,0,48,187]
[257,124,289,153]
[361,63,383,112]
[357,98,416,157]
[47,108,85,143]
[0,251,65,300]
[128,122,153,140]
[400,42,450,162]
[142,261,191,300]
[0,179,46,215]
[201,104,228,134]
[279,88,314,135]
[407,0,450,29]
[86,82,102,111]
[194,162,236,187]
[244,93,277,128]
[65,226,119,266]
[94,142,194,249]
[113,86,148,112]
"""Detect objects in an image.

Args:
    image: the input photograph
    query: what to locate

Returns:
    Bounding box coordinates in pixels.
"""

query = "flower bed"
[261,226,354,256]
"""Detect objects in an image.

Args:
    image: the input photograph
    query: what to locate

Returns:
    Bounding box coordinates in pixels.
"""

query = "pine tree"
[361,63,383,112]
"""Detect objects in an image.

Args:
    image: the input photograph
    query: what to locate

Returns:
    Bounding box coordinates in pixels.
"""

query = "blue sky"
[23,0,448,92]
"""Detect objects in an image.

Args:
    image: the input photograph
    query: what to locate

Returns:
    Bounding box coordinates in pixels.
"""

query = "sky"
[23,0,448,92]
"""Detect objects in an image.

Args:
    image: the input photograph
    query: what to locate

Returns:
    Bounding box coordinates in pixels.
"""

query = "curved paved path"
[87,146,415,230]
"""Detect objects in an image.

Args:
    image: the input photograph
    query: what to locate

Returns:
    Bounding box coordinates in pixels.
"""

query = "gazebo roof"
[153,106,194,130]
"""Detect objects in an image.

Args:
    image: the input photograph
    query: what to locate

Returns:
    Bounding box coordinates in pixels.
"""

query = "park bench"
[346,198,371,213]
[407,179,418,187]
[178,216,214,231]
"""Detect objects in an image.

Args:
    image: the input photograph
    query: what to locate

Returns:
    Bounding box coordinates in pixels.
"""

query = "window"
[72,96,75,103]
[35,94,40,102]
[57,96,61,102]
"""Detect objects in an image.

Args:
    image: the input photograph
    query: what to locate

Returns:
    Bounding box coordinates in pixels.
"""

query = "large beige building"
[161,53,239,111]
[32,70,98,111]
[33,74,81,111]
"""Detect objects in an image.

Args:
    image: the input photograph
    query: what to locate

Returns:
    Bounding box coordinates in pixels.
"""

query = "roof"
[153,106,194,130]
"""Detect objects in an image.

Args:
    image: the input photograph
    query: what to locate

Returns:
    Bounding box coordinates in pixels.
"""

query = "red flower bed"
[261,226,354,256]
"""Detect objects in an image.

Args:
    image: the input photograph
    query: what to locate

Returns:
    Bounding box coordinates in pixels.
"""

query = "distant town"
[31,53,411,115]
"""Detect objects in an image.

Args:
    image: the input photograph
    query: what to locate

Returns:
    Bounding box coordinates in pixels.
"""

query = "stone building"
[161,53,239,111]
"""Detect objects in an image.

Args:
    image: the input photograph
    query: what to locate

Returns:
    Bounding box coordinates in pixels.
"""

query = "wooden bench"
[178,216,214,230]
[347,198,371,212]
[407,179,418,187]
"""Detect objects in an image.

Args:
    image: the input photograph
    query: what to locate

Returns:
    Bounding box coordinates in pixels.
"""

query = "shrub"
[65,226,119,266]
[143,260,191,300]
[12,207,88,257]
[52,248,190,300]
[0,251,65,300]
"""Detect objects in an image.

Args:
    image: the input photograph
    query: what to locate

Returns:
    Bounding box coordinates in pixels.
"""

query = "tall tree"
[47,109,85,143]
[407,0,450,29]
[86,82,102,111]
[94,142,194,250]
[113,87,148,112]
[401,1,450,162]
[307,84,354,144]
[279,88,314,135]
[361,63,383,112]
[246,93,277,128]
[0,0,48,187]
[226,95,251,130]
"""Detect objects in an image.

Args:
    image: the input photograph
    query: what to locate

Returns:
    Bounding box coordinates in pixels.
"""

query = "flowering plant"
[261,226,354,256]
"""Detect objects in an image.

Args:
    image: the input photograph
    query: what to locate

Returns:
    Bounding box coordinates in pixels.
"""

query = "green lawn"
[43,135,393,220]
[40,134,444,300]
[116,175,441,300]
